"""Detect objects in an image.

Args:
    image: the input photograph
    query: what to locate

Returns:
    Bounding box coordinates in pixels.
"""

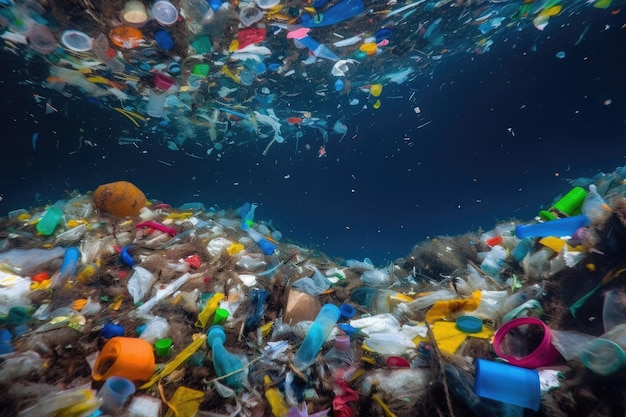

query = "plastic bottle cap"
[213,308,230,325]
[154,338,173,357]
[456,316,483,333]
[339,303,356,319]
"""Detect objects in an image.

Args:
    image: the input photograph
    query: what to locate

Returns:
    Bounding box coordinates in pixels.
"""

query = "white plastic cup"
[146,89,167,118]
[98,376,136,414]
[603,289,626,333]
[474,359,541,411]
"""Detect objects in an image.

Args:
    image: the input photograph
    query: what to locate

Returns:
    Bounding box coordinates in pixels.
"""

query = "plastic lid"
[61,30,93,52]
[456,315,483,333]
[254,0,280,9]
[582,338,626,376]
[152,1,179,25]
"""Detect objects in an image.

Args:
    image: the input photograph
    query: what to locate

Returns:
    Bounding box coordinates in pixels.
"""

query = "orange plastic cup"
[92,337,155,382]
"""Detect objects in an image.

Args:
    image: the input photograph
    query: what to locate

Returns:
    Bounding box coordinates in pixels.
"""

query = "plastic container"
[294,304,341,370]
[515,215,590,239]
[146,89,167,118]
[538,186,587,220]
[239,7,264,26]
[155,338,173,357]
[154,30,174,50]
[92,337,155,382]
[109,26,144,49]
[475,359,541,410]
[254,0,280,9]
[61,30,93,52]
[493,317,561,369]
[581,338,626,376]
[27,24,57,54]
[37,205,64,235]
[97,376,136,415]
[603,289,626,333]
[152,1,178,25]
[127,395,162,417]
[324,334,354,370]
[301,0,365,27]
[122,0,148,26]
[207,326,243,390]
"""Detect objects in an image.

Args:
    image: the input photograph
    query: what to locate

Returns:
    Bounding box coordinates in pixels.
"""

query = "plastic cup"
[122,0,148,26]
[213,308,229,325]
[146,89,167,118]
[154,72,175,90]
[603,289,626,333]
[154,338,173,357]
[582,338,626,376]
[474,359,541,410]
[92,337,155,382]
[493,317,561,369]
[152,1,178,25]
[98,376,136,415]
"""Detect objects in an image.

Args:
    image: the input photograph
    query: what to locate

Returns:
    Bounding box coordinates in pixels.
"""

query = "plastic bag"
[128,266,156,304]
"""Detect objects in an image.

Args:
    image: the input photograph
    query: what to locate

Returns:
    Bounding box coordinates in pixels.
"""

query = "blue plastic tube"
[301,0,365,27]
[294,304,341,370]
[514,215,589,239]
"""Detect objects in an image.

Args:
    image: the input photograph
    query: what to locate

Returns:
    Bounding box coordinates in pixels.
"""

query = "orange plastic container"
[109,26,144,49]
[92,337,155,382]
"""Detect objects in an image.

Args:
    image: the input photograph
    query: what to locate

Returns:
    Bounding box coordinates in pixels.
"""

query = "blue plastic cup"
[474,359,541,410]
[98,376,136,414]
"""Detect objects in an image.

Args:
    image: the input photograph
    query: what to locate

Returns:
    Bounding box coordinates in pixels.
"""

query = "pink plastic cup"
[493,317,561,368]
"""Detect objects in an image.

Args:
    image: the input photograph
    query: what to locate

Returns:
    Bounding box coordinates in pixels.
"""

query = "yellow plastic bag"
[164,386,205,417]
[195,293,225,328]
[425,290,481,322]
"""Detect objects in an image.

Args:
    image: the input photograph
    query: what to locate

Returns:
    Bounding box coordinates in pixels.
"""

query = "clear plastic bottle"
[324,334,354,371]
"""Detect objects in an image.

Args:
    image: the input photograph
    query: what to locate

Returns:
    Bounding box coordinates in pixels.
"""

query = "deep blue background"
[1,8,625,264]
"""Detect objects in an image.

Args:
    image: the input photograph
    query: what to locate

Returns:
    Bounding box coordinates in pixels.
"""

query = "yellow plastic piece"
[373,99,381,109]
[140,334,207,389]
[229,39,239,52]
[370,83,383,97]
[77,263,98,283]
[540,4,562,17]
[72,298,88,311]
[594,0,612,8]
[86,76,110,84]
[260,321,273,337]
[359,43,377,55]
[264,375,289,417]
[372,393,398,417]
[195,293,225,328]
[17,213,31,221]
[30,279,52,290]
[427,320,494,354]
[538,236,569,253]
[56,389,100,417]
[110,294,124,311]
[222,66,241,84]
[164,386,205,417]
[425,290,481,322]
[227,243,244,255]
[166,212,193,221]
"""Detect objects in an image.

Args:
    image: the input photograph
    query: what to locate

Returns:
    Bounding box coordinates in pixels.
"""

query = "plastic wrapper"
[128,266,156,303]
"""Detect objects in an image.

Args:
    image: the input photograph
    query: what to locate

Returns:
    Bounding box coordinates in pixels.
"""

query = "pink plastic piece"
[135,221,177,237]
[493,317,561,369]
[286,27,311,40]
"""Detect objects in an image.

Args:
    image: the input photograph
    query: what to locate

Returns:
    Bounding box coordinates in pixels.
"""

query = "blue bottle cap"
[101,322,125,339]
[456,315,483,333]
[338,323,357,335]
[339,303,356,319]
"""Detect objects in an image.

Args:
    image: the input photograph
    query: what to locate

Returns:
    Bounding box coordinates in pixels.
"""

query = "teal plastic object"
[294,304,341,370]
[36,205,64,235]
[301,0,364,27]
[207,326,243,390]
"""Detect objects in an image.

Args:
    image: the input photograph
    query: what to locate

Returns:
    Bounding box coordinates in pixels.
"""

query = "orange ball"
[93,181,147,217]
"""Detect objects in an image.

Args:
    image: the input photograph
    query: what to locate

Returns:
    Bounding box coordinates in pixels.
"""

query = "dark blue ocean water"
[1,6,625,265]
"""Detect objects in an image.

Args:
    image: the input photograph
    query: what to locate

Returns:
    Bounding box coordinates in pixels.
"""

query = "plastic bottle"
[36,205,64,235]
[241,202,257,230]
[514,215,590,239]
[301,0,365,27]
[324,335,354,371]
[480,245,507,279]
[538,186,587,220]
[294,304,341,370]
[295,36,340,61]
[207,325,243,391]
[246,228,277,255]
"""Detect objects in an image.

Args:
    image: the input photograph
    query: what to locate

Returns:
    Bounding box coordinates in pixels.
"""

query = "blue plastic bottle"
[515,215,590,239]
[294,304,341,370]
[207,326,243,391]
[301,0,365,27]
[55,247,81,287]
